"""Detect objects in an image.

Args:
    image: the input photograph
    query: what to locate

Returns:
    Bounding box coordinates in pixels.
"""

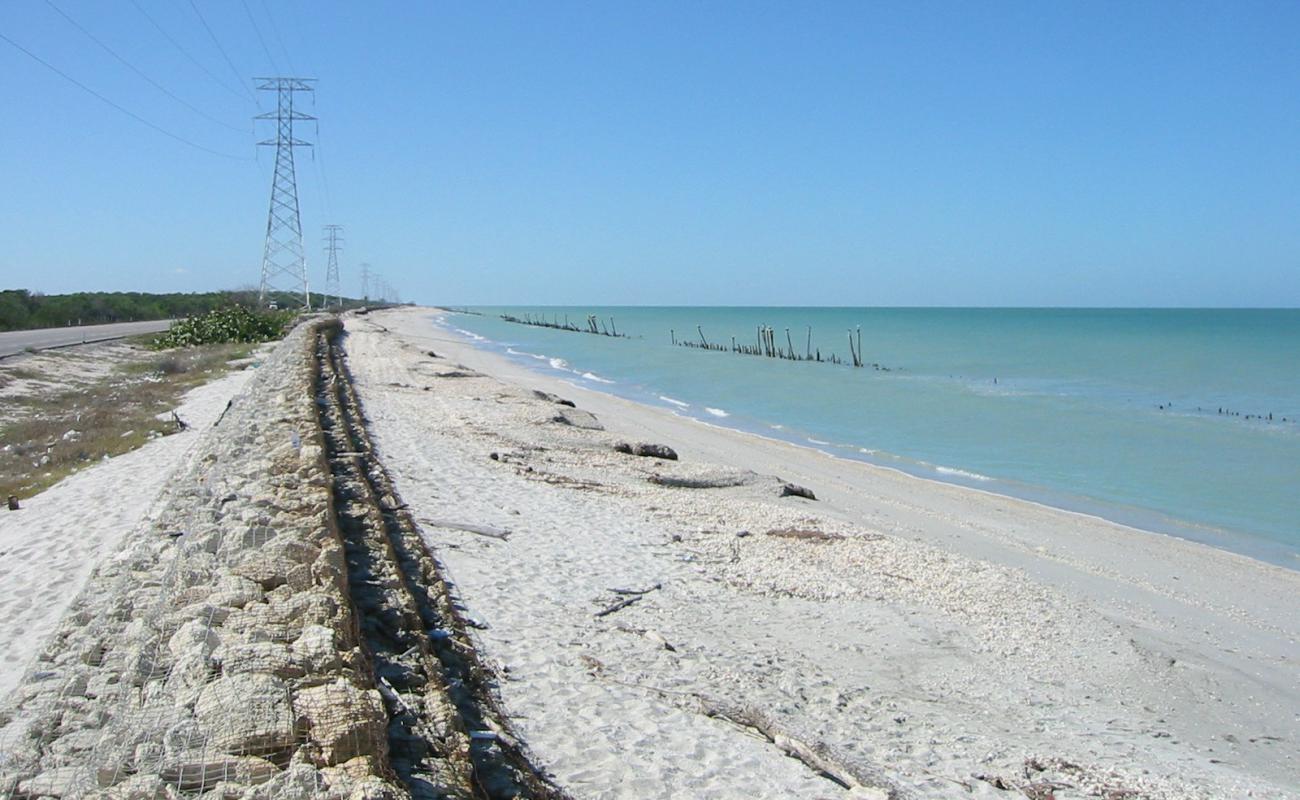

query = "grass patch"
[0,343,252,500]
[3,366,46,382]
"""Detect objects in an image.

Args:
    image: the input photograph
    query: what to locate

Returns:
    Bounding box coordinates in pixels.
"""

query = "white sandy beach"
[342,307,1300,799]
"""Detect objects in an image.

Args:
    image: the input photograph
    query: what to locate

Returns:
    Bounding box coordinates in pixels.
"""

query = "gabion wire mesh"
[0,321,397,799]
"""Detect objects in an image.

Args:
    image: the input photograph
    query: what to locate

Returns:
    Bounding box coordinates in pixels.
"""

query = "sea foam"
[935,466,993,481]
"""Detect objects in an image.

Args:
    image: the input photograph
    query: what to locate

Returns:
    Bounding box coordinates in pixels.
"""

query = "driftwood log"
[532,390,576,407]
[595,596,642,618]
[614,442,678,460]
[649,472,753,489]
[779,483,817,500]
[693,700,893,798]
[595,583,662,617]
[419,519,511,541]
[550,408,604,430]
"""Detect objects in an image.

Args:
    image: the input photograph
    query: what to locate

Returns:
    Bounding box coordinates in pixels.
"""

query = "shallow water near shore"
[438,307,1300,567]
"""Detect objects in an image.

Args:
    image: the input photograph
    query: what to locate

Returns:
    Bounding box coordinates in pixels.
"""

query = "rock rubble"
[0,319,405,799]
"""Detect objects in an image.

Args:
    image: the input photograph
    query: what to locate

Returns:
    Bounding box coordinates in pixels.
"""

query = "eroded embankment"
[0,318,563,799]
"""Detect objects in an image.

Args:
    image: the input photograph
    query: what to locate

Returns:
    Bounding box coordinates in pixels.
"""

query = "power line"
[258,0,297,77]
[44,0,249,134]
[127,0,251,104]
[312,118,334,219]
[186,0,258,105]
[0,30,250,160]
[238,0,280,75]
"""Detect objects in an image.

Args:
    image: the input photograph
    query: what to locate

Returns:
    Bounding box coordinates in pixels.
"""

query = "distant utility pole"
[360,263,371,302]
[322,224,343,308]
[256,77,316,309]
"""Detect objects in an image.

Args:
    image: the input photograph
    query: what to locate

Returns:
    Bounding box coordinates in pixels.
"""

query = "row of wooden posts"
[499,312,629,338]
[671,324,883,369]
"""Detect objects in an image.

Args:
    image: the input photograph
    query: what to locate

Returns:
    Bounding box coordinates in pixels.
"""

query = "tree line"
[0,289,367,332]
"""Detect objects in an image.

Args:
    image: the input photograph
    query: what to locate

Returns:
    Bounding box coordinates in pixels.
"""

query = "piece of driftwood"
[420,518,511,541]
[694,701,892,796]
[642,629,676,652]
[609,583,662,596]
[649,472,752,489]
[213,398,234,427]
[572,665,898,797]
[779,482,817,500]
[532,389,576,407]
[612,622,677,652]
[703,708,879,795]
[595,595,642,618]
[550,408,604,430]
[596,583,662,618]
[614,442,678,460]
[766,528,841,542]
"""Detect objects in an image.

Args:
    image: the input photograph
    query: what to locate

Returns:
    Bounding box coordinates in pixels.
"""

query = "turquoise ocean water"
[437,308,1299,567]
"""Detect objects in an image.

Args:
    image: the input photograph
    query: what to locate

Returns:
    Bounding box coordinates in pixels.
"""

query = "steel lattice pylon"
[322,224,343,308]
[256,77,315,309]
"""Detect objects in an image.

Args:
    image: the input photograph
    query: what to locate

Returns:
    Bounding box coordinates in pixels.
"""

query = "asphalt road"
[0,320,174,358]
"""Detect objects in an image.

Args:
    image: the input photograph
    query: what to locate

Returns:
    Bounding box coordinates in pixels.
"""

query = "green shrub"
[151,306,295,349]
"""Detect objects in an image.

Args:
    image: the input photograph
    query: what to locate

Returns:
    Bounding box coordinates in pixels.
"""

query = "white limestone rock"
[292,680,387,767]
[194,674,295,756]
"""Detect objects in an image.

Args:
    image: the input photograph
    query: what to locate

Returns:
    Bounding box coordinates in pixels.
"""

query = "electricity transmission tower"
[360,263,371,302]
[322,224,343,308]
[256,77,315,309]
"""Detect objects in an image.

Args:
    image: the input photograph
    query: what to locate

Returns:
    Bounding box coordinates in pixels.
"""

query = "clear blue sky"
[2,1,1298,306]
